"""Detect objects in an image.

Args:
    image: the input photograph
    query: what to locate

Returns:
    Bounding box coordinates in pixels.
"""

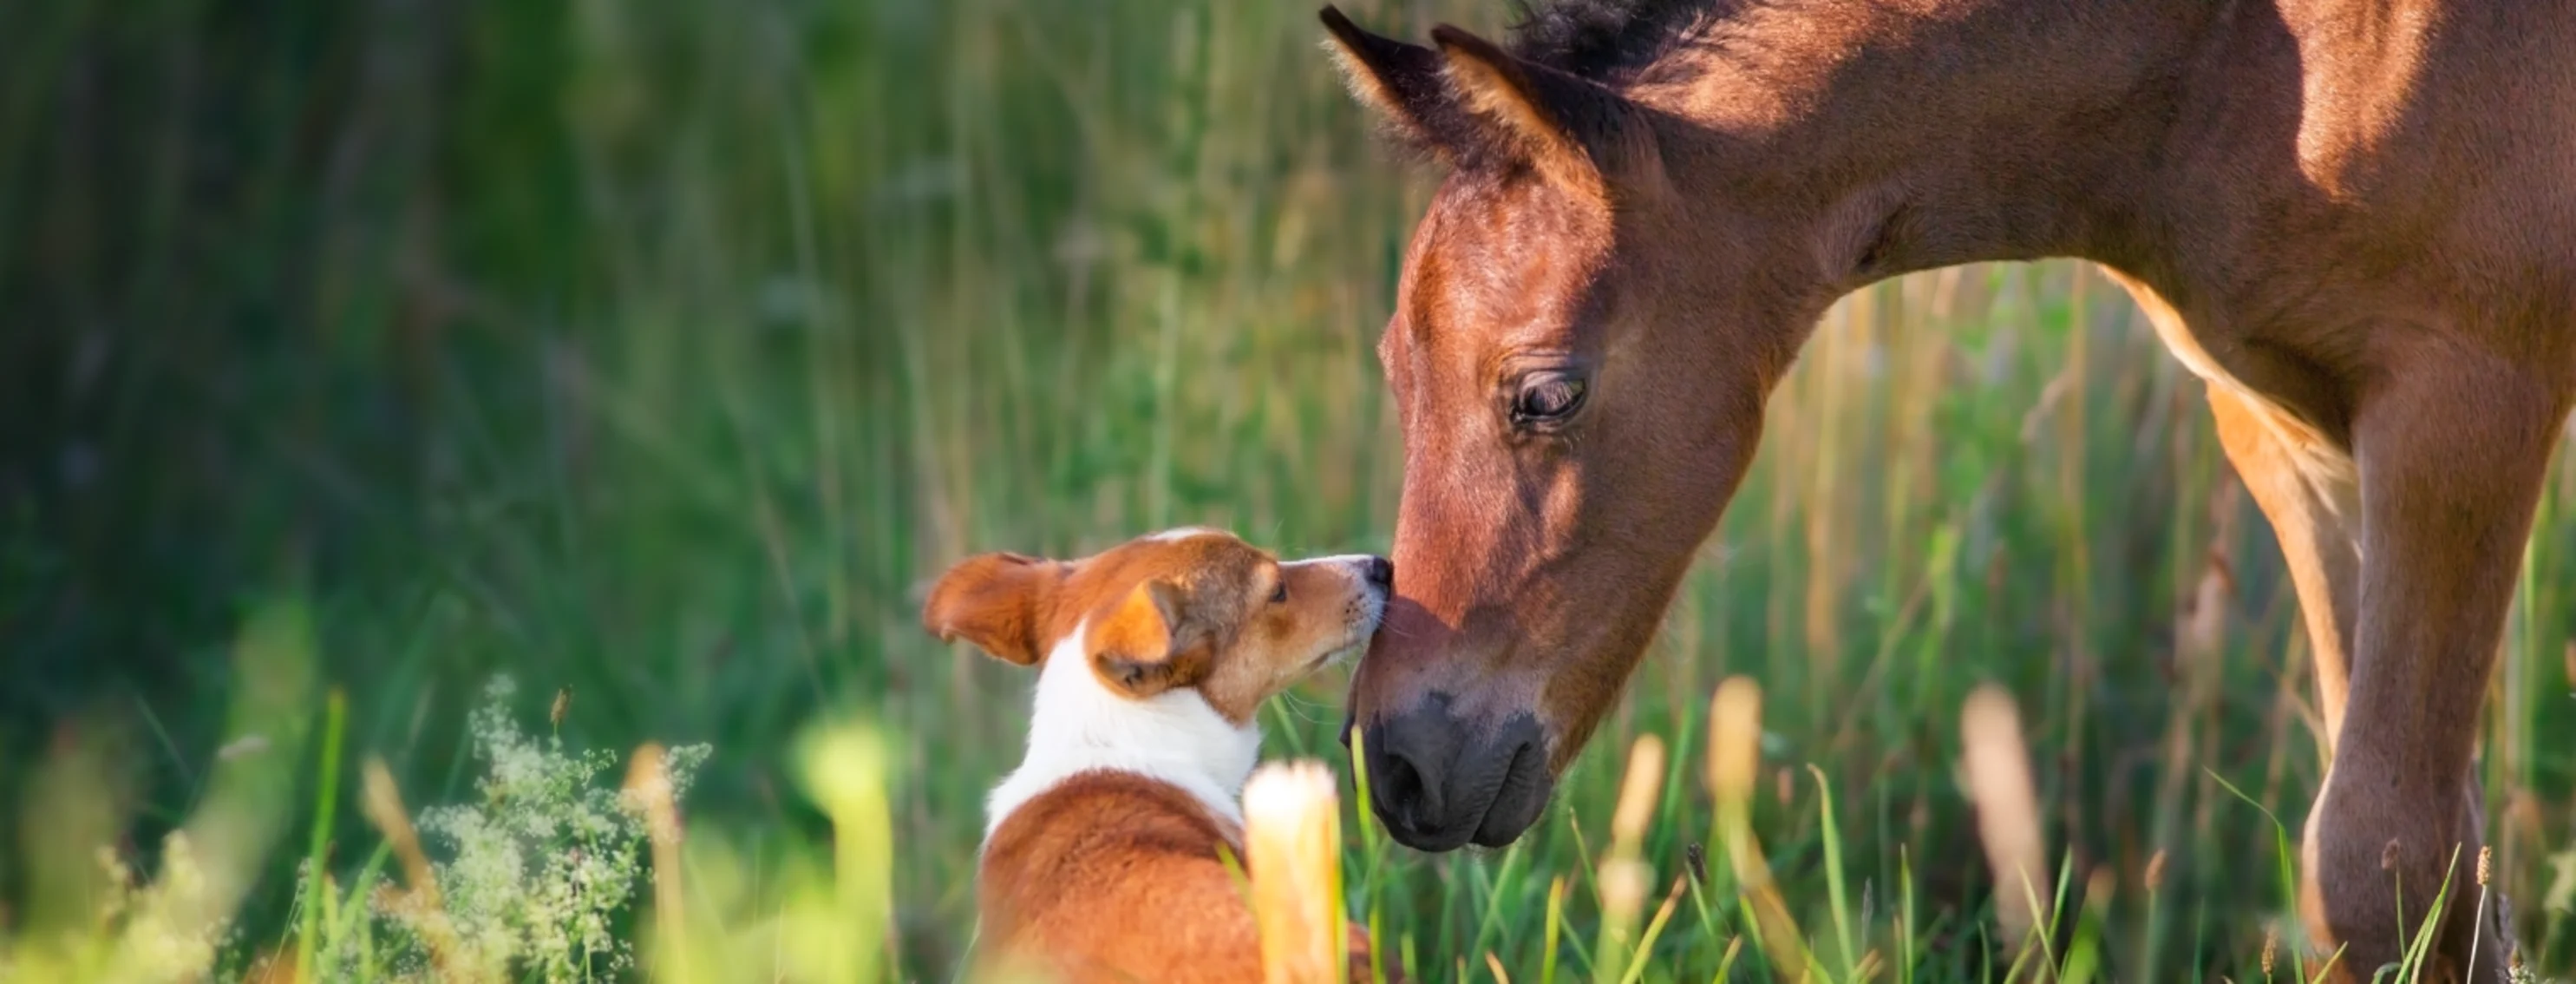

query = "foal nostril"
[1363,555,1393,590]
[1473,732,1554,847]
[1376,750,1431,828]
[1362,697,1495,848]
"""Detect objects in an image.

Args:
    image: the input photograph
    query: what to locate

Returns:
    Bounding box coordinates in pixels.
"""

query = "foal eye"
[1270,581,1289,604]
[1511,372,1588,426]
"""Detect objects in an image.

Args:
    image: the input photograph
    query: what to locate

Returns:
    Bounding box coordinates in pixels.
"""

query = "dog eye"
[1269,581,1288,604]
[1511,371,1587,427]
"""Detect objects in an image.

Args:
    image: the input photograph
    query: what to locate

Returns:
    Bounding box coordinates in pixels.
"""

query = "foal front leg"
[2307,349,2561,983]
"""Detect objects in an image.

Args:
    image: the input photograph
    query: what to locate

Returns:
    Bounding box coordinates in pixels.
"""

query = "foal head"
[1324,7,1846,850]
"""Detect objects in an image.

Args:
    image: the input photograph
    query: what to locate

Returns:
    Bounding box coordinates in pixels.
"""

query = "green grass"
[3,0,2574,981]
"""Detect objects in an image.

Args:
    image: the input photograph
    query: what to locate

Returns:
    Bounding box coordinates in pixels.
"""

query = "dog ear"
[1087,578,1216,699]
[922,552,1062,666]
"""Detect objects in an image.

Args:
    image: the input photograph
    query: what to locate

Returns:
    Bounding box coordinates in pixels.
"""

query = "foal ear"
[1320,6,1459,154]
[922,552,1061,666]
[1429,23,1659,194]
[1086,579,1216,699]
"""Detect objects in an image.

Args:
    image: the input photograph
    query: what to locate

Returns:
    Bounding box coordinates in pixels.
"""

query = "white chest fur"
[983,620,1263,840]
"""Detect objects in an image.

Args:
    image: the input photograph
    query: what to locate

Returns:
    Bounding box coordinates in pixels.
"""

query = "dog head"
[924,528,1392,722]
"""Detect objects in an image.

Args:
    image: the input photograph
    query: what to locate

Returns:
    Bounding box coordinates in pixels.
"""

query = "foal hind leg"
[2303,347,2558,983]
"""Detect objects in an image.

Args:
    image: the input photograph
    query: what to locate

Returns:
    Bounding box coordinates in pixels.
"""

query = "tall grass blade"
[1808,764,1860,974]
[294,689,348,981]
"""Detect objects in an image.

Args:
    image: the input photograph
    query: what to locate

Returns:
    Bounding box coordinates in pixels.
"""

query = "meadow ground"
[2,0,2572,981]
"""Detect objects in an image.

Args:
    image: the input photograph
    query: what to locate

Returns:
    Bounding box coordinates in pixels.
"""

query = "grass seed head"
[1707,677,1764,804]
[1598,858,1651,929]
[1243,759,1344,984]
[1959,685,2045,948]
[1611,734,1666,849]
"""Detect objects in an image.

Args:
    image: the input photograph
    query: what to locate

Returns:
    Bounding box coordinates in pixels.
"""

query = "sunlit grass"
[0,623,2567,981]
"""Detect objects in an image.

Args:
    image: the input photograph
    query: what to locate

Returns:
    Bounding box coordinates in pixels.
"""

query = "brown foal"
[1322,0,2574,979]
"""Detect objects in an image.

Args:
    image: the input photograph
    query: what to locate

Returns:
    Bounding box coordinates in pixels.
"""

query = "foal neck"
[1611,0,2238,275]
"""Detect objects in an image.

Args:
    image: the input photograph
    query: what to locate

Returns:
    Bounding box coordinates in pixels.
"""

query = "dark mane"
[1507,0,1728,83]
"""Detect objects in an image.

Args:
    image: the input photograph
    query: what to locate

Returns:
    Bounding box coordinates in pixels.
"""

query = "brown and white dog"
[922,528,1390,983]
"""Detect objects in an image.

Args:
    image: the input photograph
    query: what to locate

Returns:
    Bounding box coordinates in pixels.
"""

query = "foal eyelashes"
[1512,371,1588,424]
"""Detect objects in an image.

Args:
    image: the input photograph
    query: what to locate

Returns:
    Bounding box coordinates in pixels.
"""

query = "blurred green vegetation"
[3,0,2571,979]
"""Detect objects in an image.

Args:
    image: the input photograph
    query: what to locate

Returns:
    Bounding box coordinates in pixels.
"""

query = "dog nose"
[1362,555,1394,590]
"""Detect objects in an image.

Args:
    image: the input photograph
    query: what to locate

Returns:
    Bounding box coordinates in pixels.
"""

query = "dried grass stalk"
[1705,677,1811,979]
[1244,759,1345,984]
[624,743,687,971]
[1960,686,2048,953]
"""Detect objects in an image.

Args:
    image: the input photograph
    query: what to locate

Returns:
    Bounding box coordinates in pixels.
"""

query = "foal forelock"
[1510,0,1740,84]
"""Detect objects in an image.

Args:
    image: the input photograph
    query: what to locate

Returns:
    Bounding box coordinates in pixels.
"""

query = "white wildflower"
[342,675,714,982]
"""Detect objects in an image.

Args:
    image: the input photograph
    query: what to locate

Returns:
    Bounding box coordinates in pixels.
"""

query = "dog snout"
[1350,555,1391,628]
